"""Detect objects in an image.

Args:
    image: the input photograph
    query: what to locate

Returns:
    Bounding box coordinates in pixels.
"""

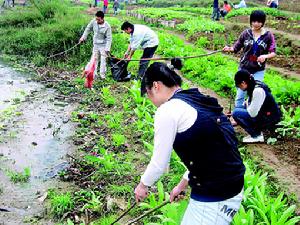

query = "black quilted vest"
[248,81,282,129]
[171,88,245,201]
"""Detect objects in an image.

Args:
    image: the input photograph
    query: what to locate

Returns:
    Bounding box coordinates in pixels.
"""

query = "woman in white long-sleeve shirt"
[232,70,281,143]
[134,59,245,225]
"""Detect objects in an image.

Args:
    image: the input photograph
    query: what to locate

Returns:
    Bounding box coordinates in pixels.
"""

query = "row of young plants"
[46,71,299,224]
[226,7,300,21]
[132,8,226,33]
[135,0,261,9]
[125,81,300,225]
[42,14,300,224]
[158,31,300,138]
[0,3,299,224]
[125,12,300,138]
[130,7,300,57]
[132,8,194,21]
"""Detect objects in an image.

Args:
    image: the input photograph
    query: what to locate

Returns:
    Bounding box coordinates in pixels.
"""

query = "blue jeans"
[211,7,220,21]
[103,5,107,13]
[235,70,265,108]
[232,107,261,137]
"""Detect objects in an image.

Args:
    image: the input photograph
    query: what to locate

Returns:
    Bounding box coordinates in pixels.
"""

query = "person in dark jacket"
[134,59,245,225]
[223,10,276,108]
[232,70,281,143]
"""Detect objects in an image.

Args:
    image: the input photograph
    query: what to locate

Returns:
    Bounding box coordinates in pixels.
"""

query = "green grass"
[49,190,75,218]
[8,167,30,183]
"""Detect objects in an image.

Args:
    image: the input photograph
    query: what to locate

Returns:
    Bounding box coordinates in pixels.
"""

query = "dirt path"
[0,61,76,224]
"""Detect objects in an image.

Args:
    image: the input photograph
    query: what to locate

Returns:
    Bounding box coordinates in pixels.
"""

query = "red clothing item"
[103,0,108,6]
[224,4,231,12]
[84,58,96,89]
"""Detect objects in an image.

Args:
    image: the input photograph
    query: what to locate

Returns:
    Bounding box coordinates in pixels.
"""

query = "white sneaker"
[242,134,264,143]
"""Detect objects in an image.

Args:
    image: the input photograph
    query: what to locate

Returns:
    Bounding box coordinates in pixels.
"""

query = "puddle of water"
[0,60,40,112]
[0,61,76,224]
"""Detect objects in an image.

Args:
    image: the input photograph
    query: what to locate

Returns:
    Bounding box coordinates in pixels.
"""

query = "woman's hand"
[223,46,234,52]
[257,55,267,63]
[170,178,188,202]
[134,182,148,202]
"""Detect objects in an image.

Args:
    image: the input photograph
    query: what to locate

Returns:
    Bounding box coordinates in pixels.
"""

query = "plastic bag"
[83,57,96,89]
[108,55,131,82]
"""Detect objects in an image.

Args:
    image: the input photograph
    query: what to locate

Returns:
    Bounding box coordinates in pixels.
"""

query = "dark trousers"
[211,7,220,20]
[138,45,158,78]
[270,2,278,8]
[232,107,261,137]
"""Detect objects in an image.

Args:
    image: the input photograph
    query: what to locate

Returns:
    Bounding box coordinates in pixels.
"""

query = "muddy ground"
[0,61,76,224]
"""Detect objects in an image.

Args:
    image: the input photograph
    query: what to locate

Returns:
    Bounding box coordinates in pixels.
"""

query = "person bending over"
[134,59,245,225]
[121,21,159,79]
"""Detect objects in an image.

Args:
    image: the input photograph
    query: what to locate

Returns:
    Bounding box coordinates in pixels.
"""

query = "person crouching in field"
[223,10,277,111]
[220,1,232,18]
[232,70,281,143]
[134,59,245,225]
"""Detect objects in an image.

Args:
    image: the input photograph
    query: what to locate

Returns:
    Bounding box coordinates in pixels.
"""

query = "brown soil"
[251,0,300,13]
[186,31,300,79]
[228,15,300,36]
[248,140,300,211]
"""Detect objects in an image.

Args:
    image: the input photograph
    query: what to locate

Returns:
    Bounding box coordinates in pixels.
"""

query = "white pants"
[181,190,243,225]
[92,45,107,78]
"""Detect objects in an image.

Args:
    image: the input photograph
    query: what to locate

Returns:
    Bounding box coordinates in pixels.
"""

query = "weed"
[8,167,30,183]
[108,184,132,197]
[49,190,74,218]
[112,133,126,147]
[101,86,116,107]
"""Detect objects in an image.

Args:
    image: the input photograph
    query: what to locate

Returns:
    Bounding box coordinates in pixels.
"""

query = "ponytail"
[141,58,183,96]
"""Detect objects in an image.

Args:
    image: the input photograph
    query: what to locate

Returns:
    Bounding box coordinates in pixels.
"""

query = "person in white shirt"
[232,70,281,143]
[79,11,112,79]
[135,59,245,225]
[121,21,159,78]
[234,0,247,9]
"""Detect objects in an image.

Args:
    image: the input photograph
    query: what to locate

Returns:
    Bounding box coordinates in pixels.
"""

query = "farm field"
[0,0,299,224]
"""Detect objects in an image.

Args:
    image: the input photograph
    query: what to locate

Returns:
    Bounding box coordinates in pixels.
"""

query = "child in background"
[113,0,119,15]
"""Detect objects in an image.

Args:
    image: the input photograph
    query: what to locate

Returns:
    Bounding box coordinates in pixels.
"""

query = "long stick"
[47,42,80,59]
[125,200,170,225]
[111,50,222,62]
[110,202,137,225]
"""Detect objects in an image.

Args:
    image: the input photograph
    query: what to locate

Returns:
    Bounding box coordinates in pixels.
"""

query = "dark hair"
[95,11,104,18]
[224,1,228,4]
[234,70,256,97]
[121,21,134,31]
[141,58,183,96]
[250,10,266,26]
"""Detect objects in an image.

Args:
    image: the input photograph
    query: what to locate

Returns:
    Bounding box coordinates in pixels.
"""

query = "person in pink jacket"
[103,0,108,14]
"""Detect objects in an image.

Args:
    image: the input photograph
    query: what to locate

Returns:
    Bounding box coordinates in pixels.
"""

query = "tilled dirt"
[228,15,300,36]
